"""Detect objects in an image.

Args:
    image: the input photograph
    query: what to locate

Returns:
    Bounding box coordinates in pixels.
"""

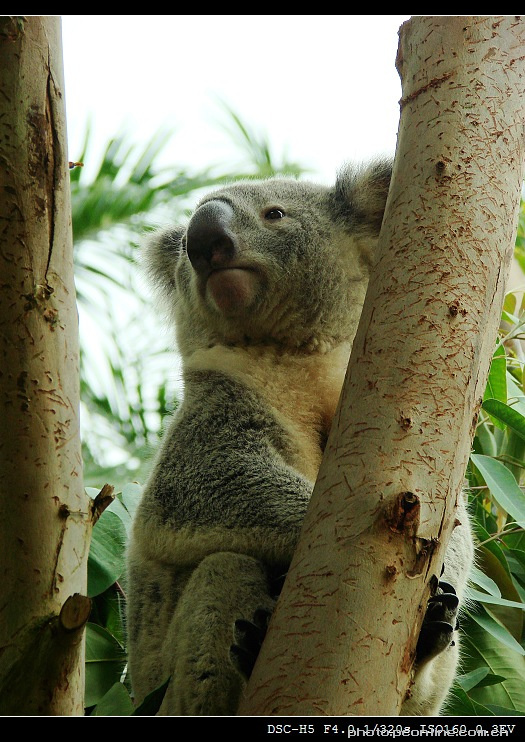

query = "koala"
[126,161,474,716]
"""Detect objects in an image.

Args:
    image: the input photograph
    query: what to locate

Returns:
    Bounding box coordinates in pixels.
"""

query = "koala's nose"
[186,200,237,272]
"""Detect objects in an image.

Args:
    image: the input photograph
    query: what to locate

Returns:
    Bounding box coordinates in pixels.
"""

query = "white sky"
[61,15,410,185]
[60,14,410,464]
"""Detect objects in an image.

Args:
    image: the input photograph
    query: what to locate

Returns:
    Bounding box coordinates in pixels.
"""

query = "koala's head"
[145,159,391,357]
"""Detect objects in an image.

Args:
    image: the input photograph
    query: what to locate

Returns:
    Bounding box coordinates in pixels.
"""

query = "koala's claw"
[230,608,272,680]
[437,581,457,597]
[416,581,460,665]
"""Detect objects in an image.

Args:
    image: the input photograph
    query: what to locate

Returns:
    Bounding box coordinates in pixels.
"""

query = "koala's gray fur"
[126,161,473,716]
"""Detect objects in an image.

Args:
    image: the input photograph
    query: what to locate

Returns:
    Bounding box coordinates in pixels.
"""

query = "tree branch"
[238,15,525,716]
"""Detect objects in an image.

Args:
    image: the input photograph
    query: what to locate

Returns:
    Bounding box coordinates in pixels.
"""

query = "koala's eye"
[264,207,286,221]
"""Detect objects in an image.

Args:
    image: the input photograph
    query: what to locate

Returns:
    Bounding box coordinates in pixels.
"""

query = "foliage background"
[76,118,525,716]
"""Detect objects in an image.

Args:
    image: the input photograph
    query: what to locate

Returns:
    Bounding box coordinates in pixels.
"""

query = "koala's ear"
[142,225,186,299]
[335,158,393,234]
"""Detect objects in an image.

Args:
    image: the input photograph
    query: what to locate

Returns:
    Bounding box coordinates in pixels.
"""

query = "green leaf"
[456,667,506,693]
[502,523,525,551]
[85,624,126,708]
[475,529,510,574]
[476,547,524,641]
[507,373,525,417]
[107,494,135,536]
[503,291,517,317]
[470,454,525,528]
[484,704,525,715]
[461,616,525,712]
[484,344,507,429]
[468,589,525,614]
[88,510,127,597]
[470,565,501,597]
[474,673,507,688]
[90,682,134,716]
[482,398,525,442]
[468,609,525,655]
[474,424,498,457]
[89,587,126,646]
[129,129,174,184]
[121,481,142,522]
[444,685,494,716]
[507,548,525,575]
[456,667,491,692]
[132,677,170,716]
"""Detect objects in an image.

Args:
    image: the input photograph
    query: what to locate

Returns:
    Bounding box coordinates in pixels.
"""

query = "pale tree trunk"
[0,16,91,714]
[238,15,525,716]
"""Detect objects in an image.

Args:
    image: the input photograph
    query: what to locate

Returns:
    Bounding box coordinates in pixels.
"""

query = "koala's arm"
[126,372,312,714]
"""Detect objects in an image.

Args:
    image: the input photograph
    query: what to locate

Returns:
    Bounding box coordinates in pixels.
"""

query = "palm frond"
[215,99,308,178]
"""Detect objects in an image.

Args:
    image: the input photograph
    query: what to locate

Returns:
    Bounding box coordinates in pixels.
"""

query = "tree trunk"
[0,16,90,715]
[238,15,525,716]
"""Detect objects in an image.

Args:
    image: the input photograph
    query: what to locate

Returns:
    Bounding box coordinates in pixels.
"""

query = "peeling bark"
[0,16,89,715]
[238,15,525,716]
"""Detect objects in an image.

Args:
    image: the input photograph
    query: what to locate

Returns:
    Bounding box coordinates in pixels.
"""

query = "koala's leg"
[126,556,182,708]
[416,581,459,664]
[401,505,473,716]
[400,582,460,715]
[158,551,276,716]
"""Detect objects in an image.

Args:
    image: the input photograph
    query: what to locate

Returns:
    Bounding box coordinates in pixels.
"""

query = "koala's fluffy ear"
[142,225,186,300]
[335,158,393,234]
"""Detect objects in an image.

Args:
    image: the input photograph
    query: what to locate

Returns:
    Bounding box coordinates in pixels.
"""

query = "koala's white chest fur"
[185,342,352,483]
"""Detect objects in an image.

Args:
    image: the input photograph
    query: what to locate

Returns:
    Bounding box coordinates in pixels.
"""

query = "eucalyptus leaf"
[468,609,525,655]
[474,424,498,457]
[470,454,525,527]
[501,309,521,326]
[507,373,525,417]
[468,589,525,615]
[483,344,507,430]
[482,398,525,442]
[455,667,491,692]
[476,543,511,583]
[461,617,525,712]
[444,686,494,716]
[484,705,525,715]
[470,565,501,597]
[473,673,507,689]
[503,292,517,317]
[475,547,524,641]
[507,549,525,572]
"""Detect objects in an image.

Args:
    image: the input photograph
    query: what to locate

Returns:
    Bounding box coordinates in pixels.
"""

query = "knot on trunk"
[385,491,420,535]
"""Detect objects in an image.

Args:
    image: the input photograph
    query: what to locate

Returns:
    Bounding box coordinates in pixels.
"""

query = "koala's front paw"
[230,608,272,680]
[416,581,459,665]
